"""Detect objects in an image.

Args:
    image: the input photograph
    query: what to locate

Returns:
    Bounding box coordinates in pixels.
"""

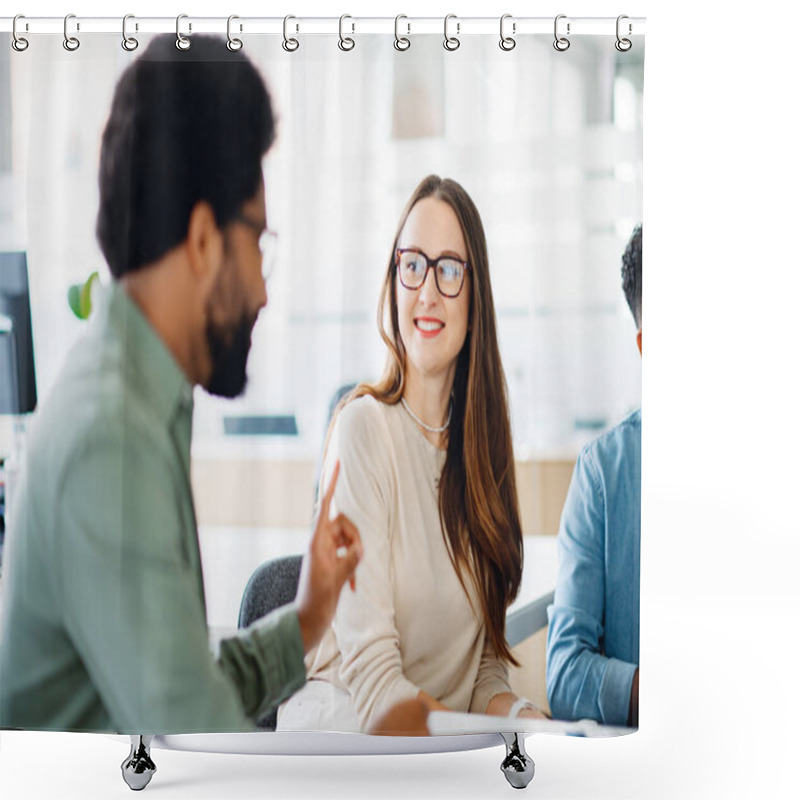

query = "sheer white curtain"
[1,32,643,463]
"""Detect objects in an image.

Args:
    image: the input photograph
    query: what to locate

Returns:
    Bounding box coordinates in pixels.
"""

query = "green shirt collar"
[100,281,194,428]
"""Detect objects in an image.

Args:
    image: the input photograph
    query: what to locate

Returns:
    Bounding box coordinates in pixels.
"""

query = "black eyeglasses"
[231,212,279,282]
[395,248,469,298]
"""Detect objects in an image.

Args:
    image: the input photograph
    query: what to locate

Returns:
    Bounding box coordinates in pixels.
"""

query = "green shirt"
[0,284,305,733]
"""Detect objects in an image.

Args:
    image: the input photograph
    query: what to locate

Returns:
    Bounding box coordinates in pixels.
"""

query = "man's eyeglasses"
[395,248,469,298]
[231,212,279,282]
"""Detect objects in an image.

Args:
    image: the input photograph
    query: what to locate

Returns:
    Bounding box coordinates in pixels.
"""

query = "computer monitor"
[0,251,37,415]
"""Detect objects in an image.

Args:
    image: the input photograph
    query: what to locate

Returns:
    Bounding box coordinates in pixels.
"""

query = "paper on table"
[427,711,633,738]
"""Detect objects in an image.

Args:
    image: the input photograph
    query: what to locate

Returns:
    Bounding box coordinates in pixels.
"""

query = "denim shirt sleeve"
[546,448,637,726]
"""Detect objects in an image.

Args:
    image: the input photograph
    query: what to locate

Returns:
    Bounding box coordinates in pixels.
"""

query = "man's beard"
[204,310,257,398]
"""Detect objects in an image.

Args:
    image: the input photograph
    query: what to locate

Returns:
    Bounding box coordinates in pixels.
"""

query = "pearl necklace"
[401,397,452,434]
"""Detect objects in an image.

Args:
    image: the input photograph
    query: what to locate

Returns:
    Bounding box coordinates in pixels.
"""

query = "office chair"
[237,553,304,730]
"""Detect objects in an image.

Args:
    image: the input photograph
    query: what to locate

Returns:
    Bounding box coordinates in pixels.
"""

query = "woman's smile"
[414,316,445,336]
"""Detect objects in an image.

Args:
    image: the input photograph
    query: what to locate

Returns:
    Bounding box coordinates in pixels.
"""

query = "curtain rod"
[0,16,646,37]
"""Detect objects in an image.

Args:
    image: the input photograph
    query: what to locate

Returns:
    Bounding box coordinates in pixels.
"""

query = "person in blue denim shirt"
[546,225,642,728]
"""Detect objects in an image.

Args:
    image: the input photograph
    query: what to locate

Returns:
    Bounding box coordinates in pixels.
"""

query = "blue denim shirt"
[546,409,640,726]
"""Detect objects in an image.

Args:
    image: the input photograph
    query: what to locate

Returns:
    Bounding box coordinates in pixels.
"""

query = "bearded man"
[0,35,364,734]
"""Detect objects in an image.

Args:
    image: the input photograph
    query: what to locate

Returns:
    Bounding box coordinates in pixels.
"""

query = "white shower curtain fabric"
[0,28,643,737]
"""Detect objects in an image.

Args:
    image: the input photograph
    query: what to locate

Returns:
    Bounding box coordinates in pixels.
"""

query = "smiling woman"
[395,196,472,399]
[277,175,543,733]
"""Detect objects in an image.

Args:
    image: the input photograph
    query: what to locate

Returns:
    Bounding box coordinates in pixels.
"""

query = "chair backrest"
[313,382,358,499]
[237,554,303,630]
[506,589,555,648]
[237,554,304,731]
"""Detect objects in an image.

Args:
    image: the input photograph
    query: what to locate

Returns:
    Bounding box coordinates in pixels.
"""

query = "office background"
[0,34,642,457]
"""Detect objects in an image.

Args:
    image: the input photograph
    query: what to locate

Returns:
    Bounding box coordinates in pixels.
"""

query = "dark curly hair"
[621,224,642,328]
[96,34,275,278]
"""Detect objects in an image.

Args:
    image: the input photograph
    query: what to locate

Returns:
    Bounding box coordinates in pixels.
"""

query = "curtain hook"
[175,14,191,51]
[338,14,355,51]
[282,15,299,52]
[499,14,516,51]
[63,13,80,52]
[394,14,410,51]
[12,14,29,52]
[443,14,460,51]
[122,14,139,52]
[227,15,243,51]
[553,14,570,52]
[615,15,632,52]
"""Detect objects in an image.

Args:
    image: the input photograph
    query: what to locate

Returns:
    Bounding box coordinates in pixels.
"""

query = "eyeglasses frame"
[230,211,279,282]
[395,247,470,298]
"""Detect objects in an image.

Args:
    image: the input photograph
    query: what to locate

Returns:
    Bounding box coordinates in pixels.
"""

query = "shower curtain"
[0,13,643,797]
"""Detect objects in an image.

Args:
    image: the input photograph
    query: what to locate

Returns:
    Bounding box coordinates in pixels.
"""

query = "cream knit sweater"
[278,395,511,732]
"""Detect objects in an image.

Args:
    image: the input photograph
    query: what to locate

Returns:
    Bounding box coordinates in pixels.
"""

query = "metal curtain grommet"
[499,14,516,51]
[338,14,355,51]
[553,14,570,52]
[122,14,139,51]
[227,15,243,51]
[63,13,80,51]
[282,15,299,52]
[615,14,632,52]
[176,14,191,50]
[12,14,29,52]
[443,14,460,51]
[394,14,410,51]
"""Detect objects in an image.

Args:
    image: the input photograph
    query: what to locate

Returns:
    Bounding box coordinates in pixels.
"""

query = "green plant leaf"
[67,284,83,318]
[68,271,100,320]
[79,272,99,319]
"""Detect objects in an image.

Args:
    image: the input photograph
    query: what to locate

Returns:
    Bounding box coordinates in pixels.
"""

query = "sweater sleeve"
[324,400,421,730]
[469,633,512,714]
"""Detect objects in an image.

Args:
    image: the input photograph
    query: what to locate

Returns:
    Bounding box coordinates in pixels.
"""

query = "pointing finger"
[319,460,340,522]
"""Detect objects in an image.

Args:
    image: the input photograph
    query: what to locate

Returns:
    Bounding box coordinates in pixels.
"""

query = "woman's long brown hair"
[337,175,524,666]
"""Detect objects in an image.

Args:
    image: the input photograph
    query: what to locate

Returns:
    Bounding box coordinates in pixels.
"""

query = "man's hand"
[295,461,363,653]
[368,699,430,736]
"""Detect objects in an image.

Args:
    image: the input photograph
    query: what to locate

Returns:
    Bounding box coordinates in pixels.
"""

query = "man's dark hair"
[96,35,275,278]
[621,223,642,328]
